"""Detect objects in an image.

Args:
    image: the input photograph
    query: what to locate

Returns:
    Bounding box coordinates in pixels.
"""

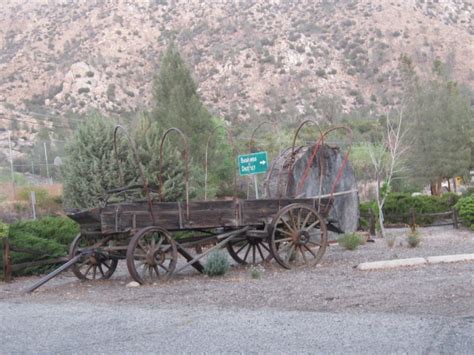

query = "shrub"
[385,234,396,248]
[382,193,460,225]
[0,222,8,238]
[249,266,262,279]
[337,233,364,250]
[455,195,474,230]
[0,217,79,276]
[407,230,421,248]
[204,250,229,276]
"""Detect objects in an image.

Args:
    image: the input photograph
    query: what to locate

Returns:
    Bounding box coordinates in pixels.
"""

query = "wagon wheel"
[69,233,118,281]
[226,236,272,265]
[126,226,177,284]
[269,203,327,269]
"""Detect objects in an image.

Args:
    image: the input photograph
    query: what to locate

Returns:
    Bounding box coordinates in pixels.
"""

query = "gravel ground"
[1,226,473,353]
[1,226,473,317]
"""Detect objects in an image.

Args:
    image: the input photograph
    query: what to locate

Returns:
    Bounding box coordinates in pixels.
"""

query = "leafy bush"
[455,195,474,230]
[204,250,229,276]
[381,193,459,225]
[0,217,79,276]
[407,230,421,248]
[337,233,364,250]
[0,222,8,238]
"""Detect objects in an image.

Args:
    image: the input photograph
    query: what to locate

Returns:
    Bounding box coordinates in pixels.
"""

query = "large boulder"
[264,144,359,233]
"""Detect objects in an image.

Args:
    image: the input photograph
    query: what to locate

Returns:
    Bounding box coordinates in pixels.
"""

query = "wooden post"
[2,238,12,282]
[452,208,459,229]
[410,208,416,232]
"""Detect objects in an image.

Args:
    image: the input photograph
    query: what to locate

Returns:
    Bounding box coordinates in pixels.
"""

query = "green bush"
[361,193,460,227]
[407,230,421,248]
[455,195,474,230]
[0,217,79,276]
[204,250,229,277]
[337,233,364,250]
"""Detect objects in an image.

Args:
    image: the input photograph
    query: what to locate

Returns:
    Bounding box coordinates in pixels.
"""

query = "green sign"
[238,151,268,176]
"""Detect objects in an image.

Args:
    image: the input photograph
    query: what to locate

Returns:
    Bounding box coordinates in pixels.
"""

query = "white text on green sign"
[238,151,268,176]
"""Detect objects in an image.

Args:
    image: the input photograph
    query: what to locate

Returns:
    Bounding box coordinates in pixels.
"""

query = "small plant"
[204,251,229,277]
[337,233,364,251]
[249,266,262,279]
[407,230,421,248]
[385,234,396,248]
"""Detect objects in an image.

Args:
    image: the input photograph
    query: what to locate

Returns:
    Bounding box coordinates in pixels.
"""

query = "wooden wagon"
[63,122,354,285]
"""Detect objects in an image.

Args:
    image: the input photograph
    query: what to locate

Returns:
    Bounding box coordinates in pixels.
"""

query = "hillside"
[0,0,473,158]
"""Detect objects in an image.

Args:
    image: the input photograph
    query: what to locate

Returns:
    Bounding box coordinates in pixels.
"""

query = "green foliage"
[152,42,214,165]
[204,250,230,276]
[404,59,473,188]
[0,217,79,276]
[383,193,459,224]
[249,266,262,279]
[337,233,364,250]
[455,195,474,230]
[407,230,421,248]
[0,222,8,238]
[61,113,126,208]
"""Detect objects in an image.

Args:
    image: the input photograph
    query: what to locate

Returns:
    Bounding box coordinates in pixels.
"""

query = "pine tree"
[152,42,214,164]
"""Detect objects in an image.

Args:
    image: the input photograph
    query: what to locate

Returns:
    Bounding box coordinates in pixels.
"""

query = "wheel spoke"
[285,244,296,263]
[260,242,271,253]
[302,211,312,228]
[252,245,256,264]
[153,265,160,277]
[159,264,169,272]
[282,217,295,233]
[299,246,308,264]
[288,209,297,230]
[98,264,106,277]
[92,265,97,280]
[297,208,302,230]
[303,244,317,257]
[243,244,251,262]
[276,228,293,237]
[305,219,320,231]
[235,241,249,255]
[84,264,93,277]
[256,243,265,260]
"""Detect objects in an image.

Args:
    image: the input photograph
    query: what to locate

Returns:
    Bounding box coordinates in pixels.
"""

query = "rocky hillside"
[0,0,472,156]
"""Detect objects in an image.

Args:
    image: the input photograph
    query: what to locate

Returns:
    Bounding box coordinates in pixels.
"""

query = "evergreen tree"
[152,42,214,164]
[404,60,473,194]
[61,113,130,208]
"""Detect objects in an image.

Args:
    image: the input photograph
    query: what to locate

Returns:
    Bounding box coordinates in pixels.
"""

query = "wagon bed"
[69,197,332,234]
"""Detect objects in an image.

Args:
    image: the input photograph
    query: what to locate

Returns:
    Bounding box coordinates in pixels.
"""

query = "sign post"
[237,151,268,199]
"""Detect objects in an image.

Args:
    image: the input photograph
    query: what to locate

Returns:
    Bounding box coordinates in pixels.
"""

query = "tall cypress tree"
[152,42,214,164]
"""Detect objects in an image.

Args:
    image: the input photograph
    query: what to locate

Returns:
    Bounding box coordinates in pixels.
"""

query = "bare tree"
[368,107,410,238]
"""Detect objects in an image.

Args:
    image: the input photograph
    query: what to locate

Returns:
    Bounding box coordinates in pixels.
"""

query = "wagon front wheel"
[226,236,272,265]
[269,203,327,269]
[126,227,177,284]
[69,233,118,281]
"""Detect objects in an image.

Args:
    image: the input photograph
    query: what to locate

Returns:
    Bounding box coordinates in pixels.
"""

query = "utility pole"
[43,142,51,184]
[7,131,16,198]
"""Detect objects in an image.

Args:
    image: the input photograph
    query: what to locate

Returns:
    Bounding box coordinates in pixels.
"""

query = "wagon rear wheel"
[69,233,118,281]
[269,203,327,269]
[126,227,177,284]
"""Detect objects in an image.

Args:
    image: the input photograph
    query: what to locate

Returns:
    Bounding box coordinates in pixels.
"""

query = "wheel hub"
[297,230,310,245]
